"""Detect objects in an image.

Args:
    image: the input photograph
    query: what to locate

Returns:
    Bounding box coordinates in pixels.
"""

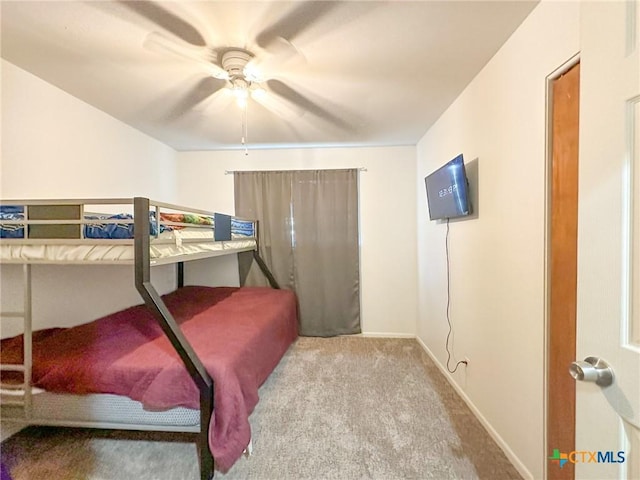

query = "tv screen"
[425,154,471,220]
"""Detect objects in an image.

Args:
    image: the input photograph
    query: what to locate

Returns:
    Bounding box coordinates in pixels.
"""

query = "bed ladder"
[0,264,33,418]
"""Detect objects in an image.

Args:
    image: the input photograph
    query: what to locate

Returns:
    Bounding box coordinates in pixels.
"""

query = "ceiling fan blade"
[166,77,227,121]
[118,0,206,46]
[144,32,227,79]
[252,86,302,119]
[265,79,351,130]
[256,1,338,54]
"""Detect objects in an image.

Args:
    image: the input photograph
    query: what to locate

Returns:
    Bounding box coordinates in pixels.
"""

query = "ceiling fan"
[205,48,265,109]
[200,47,273,149]
[121,0,351,133]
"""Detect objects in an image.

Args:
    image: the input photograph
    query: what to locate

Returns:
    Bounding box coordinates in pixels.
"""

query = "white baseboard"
[415,336,534,480]
[356,332,416,339]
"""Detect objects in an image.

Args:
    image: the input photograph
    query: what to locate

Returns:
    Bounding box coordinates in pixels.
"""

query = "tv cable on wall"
[444,218,467,373]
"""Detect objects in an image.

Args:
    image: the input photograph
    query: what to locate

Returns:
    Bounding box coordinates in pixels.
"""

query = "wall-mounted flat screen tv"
[425,154,471,220]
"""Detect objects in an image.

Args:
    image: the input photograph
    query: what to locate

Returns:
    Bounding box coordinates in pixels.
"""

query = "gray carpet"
[1,337,523,479]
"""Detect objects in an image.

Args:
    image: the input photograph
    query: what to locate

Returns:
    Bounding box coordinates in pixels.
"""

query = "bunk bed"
[0,197,298,480]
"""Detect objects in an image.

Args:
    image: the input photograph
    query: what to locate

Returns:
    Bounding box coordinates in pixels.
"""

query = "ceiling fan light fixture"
[217,49,264,110]
[233,86,249,109]
[217,48,268,151]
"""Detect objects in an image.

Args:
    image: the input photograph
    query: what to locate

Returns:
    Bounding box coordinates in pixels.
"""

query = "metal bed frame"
[0,196,279,480]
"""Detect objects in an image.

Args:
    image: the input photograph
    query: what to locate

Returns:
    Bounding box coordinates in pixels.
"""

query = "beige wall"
[175,147,418,336]
[416,2,580,478]
[0,61,176,200]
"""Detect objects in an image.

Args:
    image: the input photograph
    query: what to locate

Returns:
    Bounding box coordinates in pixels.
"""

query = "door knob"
[569,356,614,387]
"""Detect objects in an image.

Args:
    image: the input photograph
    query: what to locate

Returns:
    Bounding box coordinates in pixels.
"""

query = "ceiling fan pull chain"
[242,103,249,156]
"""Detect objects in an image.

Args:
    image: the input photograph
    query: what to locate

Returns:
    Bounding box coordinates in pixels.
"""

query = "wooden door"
[548,61,580,480]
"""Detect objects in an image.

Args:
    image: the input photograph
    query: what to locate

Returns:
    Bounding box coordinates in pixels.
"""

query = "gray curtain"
[234,169,360,337]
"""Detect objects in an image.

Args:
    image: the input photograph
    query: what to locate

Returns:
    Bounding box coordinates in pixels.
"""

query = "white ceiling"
[1,1,538,151]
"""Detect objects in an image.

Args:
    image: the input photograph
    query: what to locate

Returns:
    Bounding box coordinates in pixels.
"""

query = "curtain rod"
[224,167,367,175]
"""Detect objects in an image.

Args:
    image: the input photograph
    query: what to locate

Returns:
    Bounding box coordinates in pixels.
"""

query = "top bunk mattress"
[0,231,256,264]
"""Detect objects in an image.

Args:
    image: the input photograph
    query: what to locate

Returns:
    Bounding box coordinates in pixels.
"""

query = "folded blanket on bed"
[0,286,298,472]
[159,213,213,227]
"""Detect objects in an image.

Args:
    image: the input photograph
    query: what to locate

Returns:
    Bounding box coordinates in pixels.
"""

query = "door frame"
[544,52,581,480]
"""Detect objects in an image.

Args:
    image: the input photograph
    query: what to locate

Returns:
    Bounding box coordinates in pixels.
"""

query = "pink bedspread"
[0,286,298,471]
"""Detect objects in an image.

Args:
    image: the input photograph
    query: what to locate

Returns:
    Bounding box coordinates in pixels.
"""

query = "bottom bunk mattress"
[0,286,298,471]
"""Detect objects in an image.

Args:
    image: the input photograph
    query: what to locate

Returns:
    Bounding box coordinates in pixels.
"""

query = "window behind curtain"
[234,169,360,337]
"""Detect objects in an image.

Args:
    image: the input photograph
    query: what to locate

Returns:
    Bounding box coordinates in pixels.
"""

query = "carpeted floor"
[1,337,523,479]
